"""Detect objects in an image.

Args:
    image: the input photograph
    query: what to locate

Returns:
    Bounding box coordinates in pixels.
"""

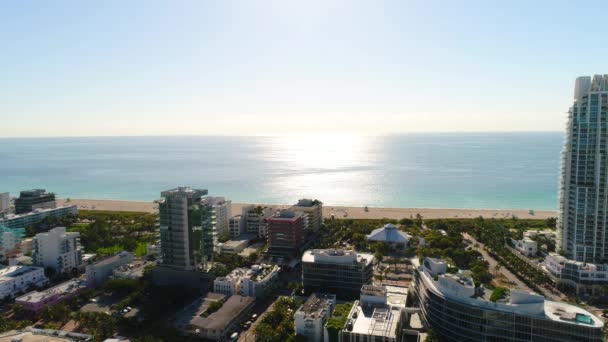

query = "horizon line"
[0,130,563,139]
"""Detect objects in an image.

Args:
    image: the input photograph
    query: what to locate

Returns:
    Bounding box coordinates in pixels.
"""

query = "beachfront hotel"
[558,75,608,263]
[158,187,208,271]
[413,258,605,341]
[14,189,56,214]
[200,196,231,260]
[0,205,78,229]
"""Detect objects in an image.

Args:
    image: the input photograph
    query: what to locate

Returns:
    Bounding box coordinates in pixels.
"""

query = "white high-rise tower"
[558,75,608,263]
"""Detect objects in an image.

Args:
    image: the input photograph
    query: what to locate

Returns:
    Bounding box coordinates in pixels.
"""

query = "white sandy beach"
[57,198,556,220]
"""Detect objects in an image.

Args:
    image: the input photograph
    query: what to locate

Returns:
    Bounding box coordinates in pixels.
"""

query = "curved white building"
[413,258,604,341]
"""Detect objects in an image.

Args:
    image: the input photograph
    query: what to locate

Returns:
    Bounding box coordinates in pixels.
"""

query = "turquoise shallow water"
[0,132,563,210]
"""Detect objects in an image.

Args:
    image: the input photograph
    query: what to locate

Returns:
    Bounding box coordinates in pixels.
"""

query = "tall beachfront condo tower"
[158,187,208,271]
[199,196,231,261]
[558,75,608,263]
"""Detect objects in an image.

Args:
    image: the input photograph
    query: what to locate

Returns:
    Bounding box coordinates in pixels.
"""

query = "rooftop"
[160,187,208,199]
[0,266,43,282]
[112,259,151,279]
[298,293,335,319]
[92,251,134,267]
[174,293,226,329]
[0,327,92,342]
[366,224,410,244]
[268,210,302,222]
[302,249,374,266]
[345,301,401,339]
[0,205,77,221]
[189,295,255,331]
[419,258,604,328]
[16,279,85,304]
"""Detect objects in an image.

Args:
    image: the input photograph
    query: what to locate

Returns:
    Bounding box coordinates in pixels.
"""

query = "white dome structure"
[366,223,410,247]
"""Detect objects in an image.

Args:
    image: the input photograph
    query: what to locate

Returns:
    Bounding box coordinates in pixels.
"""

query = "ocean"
[0,132,563,210]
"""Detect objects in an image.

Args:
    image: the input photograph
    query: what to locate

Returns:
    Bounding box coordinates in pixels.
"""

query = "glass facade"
[559,75,608,263]
[302,260,373,299]
[159,187,208,271]
[413,270,604,342]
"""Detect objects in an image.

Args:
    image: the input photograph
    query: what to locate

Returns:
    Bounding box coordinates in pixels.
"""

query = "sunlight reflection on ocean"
[0,132,562,210]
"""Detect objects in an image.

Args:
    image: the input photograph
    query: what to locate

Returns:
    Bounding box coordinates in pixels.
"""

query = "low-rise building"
[221,233,256,254]
[240,264,280,298]
[178,295,255,341]
[414,257,605,342]
[524,229,556,240]
[33,227,83,275]
[0,327,93,341]
[111,259,151,280]
[213,264,280,298]
[340,285,405,342]
[0,205,78,229]
[294,293,336,342]
[302,249,374,298]
[543,253,608,294]
[514,238,538,257]
[213,268,248,296]
[0,266,48,300]
[16,279,86,315]
[366,223,410,248]
[85,251,135,287]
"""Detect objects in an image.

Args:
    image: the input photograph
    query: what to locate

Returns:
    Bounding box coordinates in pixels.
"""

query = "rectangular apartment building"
[158,187,208,271]
[0,205,78,229]
[33,227,83,275]
[267,210,303,255]
[302,249,374,299]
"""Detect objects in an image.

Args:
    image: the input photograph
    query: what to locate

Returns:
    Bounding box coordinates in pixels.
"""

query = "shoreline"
[57,198,557,220]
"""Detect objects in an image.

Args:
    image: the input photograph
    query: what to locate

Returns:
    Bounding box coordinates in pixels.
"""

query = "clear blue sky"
[1,0,607,137]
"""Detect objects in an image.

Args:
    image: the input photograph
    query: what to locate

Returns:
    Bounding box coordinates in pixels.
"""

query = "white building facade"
[33,227,83,274]
[0,205,78,229]
[213,268,247,296]
[558,75,608,263]
[294,293,336,342]
[415,257,605,342]
[240,264,280,298]
[0,266,48,300]
[229,215,245,237]
[514,238,538,257]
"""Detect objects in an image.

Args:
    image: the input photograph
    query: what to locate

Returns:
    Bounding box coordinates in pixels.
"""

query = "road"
[238,295,281,342]
[464,233,565,301]
[238,268,300,342]
[463,233,533,292]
